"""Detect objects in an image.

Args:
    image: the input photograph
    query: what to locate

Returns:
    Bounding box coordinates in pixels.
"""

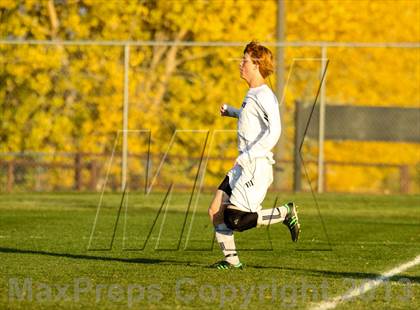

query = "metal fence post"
[122,44,130,191]
[318,46,327,193]
[74,152,82,190]
[274,0,285,191]
[293,101,302,192]
[7,161,14,192]
[400,165,409,193]
[90,160,98,191]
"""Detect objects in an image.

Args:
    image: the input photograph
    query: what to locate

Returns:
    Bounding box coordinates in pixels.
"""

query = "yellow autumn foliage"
[0,0,418,192]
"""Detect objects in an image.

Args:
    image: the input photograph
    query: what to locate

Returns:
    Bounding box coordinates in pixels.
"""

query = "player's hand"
[220,104,228,116]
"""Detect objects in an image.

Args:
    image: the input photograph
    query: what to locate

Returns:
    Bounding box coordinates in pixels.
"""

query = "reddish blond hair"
[243,41,274,78]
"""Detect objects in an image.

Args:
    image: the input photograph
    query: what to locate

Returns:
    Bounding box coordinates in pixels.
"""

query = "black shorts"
[217,175,232,196]
[224,207,258,232]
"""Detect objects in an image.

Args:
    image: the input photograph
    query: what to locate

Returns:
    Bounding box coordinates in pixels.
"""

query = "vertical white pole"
[274,0,285,191]
[318,46,327,193]
[122,44,129,191]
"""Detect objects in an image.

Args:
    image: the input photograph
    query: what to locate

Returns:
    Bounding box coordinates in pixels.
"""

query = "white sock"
[257,204,289,226]
[215,223,240,265]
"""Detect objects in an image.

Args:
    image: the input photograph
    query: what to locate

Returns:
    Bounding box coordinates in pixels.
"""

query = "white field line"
[310,254,420,310]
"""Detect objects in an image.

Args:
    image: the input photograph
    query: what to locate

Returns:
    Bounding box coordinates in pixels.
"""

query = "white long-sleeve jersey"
[224,84,281,166]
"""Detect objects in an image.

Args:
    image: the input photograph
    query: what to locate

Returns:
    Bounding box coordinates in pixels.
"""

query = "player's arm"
[236,97,281,166]
[220,104,241,118]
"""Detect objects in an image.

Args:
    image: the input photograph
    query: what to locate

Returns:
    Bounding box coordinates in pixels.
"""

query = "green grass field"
[0,192,419,309]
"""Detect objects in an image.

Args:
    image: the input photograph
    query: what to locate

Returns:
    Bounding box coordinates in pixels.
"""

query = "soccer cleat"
[283,202,301,242]
[210,260,243,270]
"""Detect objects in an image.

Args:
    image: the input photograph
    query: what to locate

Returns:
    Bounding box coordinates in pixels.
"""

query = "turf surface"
[0,192,419,309]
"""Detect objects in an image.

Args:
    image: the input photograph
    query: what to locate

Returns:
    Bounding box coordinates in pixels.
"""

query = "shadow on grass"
[2,247,419,284]
[247,264,420,284]
[0,246,201,267]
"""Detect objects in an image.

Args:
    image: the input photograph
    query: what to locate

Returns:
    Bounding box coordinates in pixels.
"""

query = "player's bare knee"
[208,201,219,217]
[208,206,216,220]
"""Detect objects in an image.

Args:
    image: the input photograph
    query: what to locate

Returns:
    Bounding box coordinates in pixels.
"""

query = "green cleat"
[210,260,243,270]
[283,202,301,242]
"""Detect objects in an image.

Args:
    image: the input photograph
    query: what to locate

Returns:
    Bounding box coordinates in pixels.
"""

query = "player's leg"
[212,160,264,268]
[256,202,291,225]
[209,174,242,269]
[211,220,242,269]
[223,203,300,242]
[209,189,242,266]
[208,189,229,225]
[208,168,240,225]
[255,202,301,242]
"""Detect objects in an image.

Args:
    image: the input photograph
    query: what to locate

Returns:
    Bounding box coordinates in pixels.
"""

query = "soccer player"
[208,41,301,270]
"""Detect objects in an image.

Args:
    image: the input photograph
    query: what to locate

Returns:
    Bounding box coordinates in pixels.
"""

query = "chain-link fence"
[1,41,419,194]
